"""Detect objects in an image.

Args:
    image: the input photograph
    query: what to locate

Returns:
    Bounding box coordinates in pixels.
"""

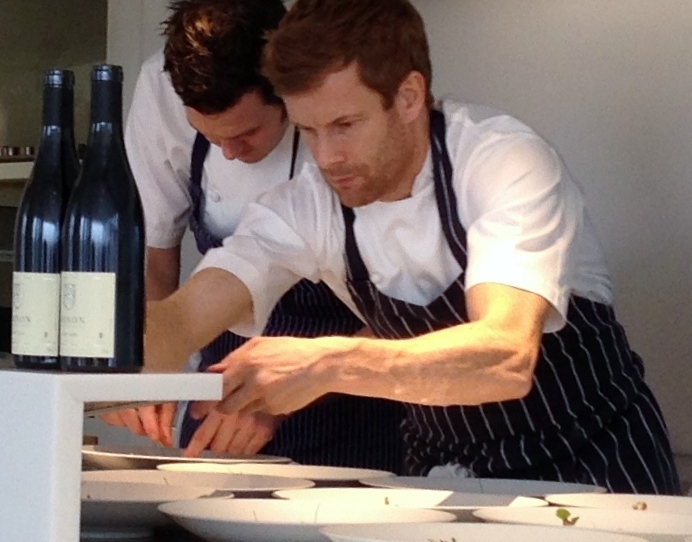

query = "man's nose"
[313,137,344,169]
[221,140,243,160]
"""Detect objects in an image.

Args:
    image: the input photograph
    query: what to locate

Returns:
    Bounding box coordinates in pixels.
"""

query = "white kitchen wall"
[104,1,692,474]
[413,1,692,461]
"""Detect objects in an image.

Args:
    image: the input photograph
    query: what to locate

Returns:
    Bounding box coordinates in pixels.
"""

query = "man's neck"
[385,111,431,202]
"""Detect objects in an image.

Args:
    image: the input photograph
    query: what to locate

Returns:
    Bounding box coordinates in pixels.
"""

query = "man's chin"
[235,154,264,165]
[231,149,271,164]
[335,190,377,208]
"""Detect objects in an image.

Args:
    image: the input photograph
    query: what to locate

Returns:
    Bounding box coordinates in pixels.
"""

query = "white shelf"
[0,161,32,181]
[0,369,222,542]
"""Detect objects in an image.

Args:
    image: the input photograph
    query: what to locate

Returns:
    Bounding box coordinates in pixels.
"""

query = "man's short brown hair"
[163,0,286,114]
[262,0,433,109]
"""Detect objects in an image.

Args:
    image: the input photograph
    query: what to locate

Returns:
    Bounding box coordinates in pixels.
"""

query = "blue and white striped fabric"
[342,109,679,494]
[179,133,405,472]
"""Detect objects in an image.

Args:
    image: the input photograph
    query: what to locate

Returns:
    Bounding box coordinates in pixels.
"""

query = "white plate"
[361,476,605,496]
[158,462,394,486]
[273,487,547,520]
[545,492,692,514]
[82,469,314,496]
[158,498,455,542]
[81,480,223,529]
[82,445,290,470]
[473,506,692,542]
[321,522,650,542]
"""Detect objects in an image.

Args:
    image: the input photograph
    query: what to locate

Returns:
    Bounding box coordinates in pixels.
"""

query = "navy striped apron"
[180,131,405,471]
[341,109,680,494]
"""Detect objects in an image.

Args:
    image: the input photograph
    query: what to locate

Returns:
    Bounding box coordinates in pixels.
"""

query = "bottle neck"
[39,86,76,158]
[89,79,123,126]
[42,85,75,130]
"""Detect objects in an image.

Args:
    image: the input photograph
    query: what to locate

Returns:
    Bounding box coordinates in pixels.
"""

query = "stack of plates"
[158,462,394,487]
[83,469,314,496]
[81,478,222,529]
[81,468,314,538]
[321,523,649,542]
[158,498,455,542]
[360,476,606,496]
[273,487,546,521]
[545,492,692,514]
[82,444,289,470]
[474,502,692,541]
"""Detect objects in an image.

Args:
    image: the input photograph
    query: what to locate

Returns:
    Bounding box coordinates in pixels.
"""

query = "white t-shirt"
[125,49,310,248]
[197,98,613,335]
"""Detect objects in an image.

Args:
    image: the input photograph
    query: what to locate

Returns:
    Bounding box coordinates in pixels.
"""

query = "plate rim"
[158,461,395,480]
[359,476,606,495]
[158,497,457,525]
[81,444,291,464]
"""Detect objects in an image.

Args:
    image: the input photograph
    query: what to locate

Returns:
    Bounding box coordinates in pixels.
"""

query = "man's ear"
[394,70,427,124]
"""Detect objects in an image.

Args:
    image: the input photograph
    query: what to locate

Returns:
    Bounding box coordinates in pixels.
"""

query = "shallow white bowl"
[361,476,605,496]
[158,462,393,486]
[273,487,547,521]
[474,506,692,542]
[81,480,222,528]
[159,498,455,542]
[82,445,289,470]
[82,469,314,496]
[321,522,649,542]
[545,492,692,514]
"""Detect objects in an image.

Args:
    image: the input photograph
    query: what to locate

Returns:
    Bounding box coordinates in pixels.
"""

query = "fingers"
[189,400,215,420]
[208,412,242,455]
[99,404,177,447]
[158,402,178,447]
[99,409,145,436]
[238,413,275,455]
[99,411,128,427]
[116,409,147,437]
[184,411,277,458]
[184,411,223,458]
[216,383,260,415]
[138,405,163,444]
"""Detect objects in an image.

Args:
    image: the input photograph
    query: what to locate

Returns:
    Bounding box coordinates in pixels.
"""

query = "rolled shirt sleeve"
[459,133,581,332]
[194,186,323,336]
[125,51,196,249]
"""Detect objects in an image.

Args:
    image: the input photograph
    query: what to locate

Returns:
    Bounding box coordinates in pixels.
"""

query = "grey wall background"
[0,0,108,147]
[413,0,692,457]
[103,1,692,478]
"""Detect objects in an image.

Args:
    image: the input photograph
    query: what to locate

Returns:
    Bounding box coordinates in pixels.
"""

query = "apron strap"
[430,109,468,268]
[189,133,211,233]
[289,127,300,178]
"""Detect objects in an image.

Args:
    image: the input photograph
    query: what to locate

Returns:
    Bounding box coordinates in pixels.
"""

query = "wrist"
[319,335,369,396]
[144,299,192,372]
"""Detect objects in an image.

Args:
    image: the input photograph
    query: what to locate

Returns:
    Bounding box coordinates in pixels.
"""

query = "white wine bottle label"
[59,272,116,358]
[11,272,60,356]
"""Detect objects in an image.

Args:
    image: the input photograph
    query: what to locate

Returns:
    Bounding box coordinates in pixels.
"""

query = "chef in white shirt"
[144,0,680,494]
[108,0,406,472]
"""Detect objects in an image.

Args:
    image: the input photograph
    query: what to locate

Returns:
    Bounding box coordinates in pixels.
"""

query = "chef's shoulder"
[129,49,196,148]
[253,161,341,238]
[439,96,546,156]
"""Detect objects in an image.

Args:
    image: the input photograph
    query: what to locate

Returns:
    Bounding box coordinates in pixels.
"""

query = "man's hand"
[100,403,178,447]
[184,409,279,457]
[191,335,350,419]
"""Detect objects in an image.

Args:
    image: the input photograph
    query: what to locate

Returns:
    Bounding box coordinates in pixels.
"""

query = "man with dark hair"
[110,0,405,471]
[144,0,680,493]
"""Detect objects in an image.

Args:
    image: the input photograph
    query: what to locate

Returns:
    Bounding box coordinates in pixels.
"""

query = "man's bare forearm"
[144,268,254,372]
[326,320,538,406]
[324,283,549,407]
[145,246,181,301]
